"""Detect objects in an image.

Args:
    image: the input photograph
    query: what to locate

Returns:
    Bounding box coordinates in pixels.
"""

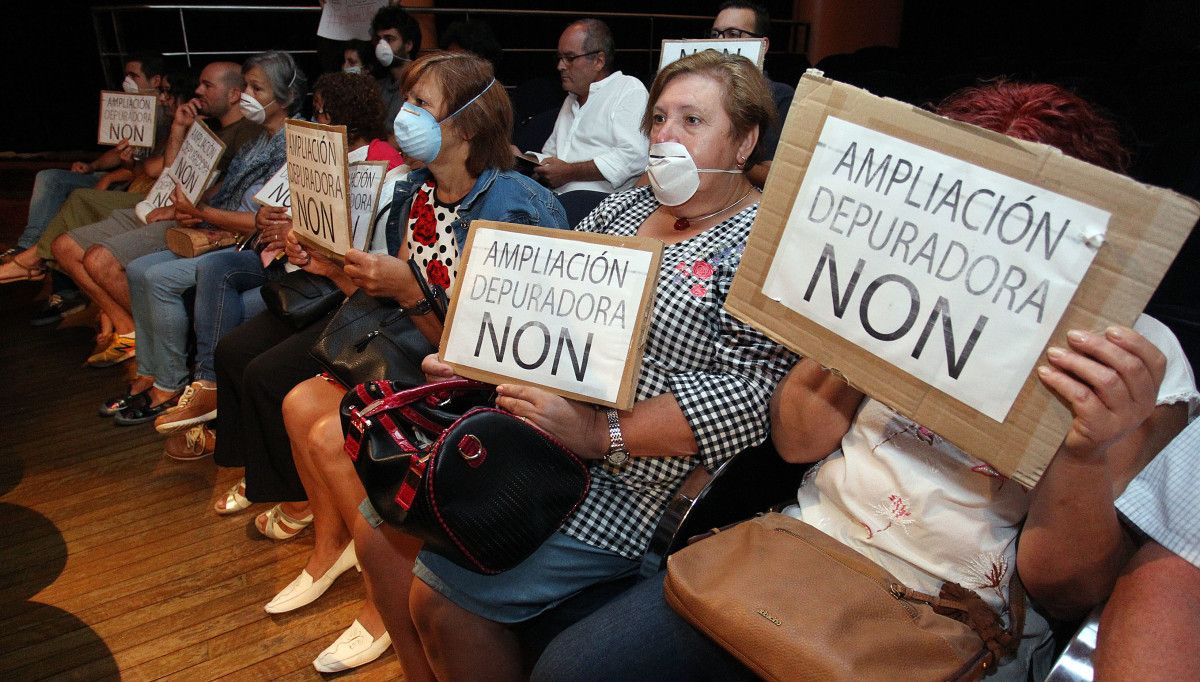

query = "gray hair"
[244,51,306,115]
[572,19,615,74]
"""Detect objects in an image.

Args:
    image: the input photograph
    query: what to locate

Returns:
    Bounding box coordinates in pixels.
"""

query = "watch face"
[605,448,629,467]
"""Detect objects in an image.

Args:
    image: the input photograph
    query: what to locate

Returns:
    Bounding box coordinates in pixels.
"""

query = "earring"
[737,156,745,168]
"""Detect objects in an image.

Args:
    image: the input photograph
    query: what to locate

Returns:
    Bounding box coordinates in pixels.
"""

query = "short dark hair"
[572,19,615,73]
[127,52,166,79]
[717,1,770,36]
[401,52,514,176]
[371,6,422,57]
[314,72,386,141]
[441,20,502,67]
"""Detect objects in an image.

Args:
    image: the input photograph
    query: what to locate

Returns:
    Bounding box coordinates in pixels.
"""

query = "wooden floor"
[0,281,405,680]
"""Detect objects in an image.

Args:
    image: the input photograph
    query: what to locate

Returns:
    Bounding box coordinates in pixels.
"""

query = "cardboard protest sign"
[726,71,1199,487]
[658,38,766,71]
[349,160,388,251]
[135,119,225,223]
[440,222,663,409]
[97,91,158,149]
[253,163,291,214]
[286,120,352,258]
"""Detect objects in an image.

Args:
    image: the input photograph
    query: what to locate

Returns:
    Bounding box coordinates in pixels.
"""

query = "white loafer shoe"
[264,542,358,614]
[312,620,392,673]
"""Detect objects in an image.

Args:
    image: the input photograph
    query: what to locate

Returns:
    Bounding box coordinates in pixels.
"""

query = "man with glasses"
[710,1,794,187]
[533,18,649,199]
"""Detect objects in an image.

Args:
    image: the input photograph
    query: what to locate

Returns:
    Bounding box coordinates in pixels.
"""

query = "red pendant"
[673,217,690,231]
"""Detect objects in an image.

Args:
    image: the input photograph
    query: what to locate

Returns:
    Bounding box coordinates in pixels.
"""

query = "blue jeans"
[127,250,195,392]
[193,250,267,382]
[529,571,755,682]
[18,169,100,248]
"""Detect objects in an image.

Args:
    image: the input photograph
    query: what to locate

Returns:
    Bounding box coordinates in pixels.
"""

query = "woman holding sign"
[213,52,566,675]
[325,51,791,680]
[528,83,1200,681]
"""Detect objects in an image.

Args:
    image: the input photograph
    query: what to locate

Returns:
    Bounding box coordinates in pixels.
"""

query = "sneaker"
[31,291,87,327]
[165,424,216,461]
[155,381,217,434]
[87,333,136,367]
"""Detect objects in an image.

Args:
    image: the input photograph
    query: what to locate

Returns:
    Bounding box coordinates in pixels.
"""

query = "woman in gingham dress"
[352,52,795,679]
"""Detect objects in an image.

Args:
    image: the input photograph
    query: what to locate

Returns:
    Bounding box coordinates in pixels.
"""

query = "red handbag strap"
[357,377,493,418]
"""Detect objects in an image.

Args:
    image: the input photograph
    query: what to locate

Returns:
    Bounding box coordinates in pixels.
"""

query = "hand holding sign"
[170,178,202,219]
[284,229,339,278]
[1038,326,1166,458]
[256,205,292,249]
[343,249,414,300]
[495,384,607,459]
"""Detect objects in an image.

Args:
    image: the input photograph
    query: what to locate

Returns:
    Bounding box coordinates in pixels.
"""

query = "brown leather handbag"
[164,226,240,258]
[663,513,1022,682]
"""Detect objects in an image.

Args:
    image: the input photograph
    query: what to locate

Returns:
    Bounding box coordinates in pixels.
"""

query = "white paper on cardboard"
[441,226,655,404]
[658,38,766,71]
[762,116,1110,422]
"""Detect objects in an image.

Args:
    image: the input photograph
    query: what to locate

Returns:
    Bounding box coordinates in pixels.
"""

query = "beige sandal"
[255,504,314,540]
[214,478,250,515]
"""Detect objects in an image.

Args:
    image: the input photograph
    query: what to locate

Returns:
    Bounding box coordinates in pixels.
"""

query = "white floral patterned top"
[784,314,1199,617]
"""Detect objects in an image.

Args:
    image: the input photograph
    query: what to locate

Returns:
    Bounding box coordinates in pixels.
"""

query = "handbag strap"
[890,577,1025,677]
[357,378,493,419]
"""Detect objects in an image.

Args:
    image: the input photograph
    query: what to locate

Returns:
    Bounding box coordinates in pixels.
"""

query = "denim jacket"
[382,167,569,255]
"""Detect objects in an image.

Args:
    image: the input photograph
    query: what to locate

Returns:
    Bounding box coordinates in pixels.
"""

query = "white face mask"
[375,39,400,67]
[121,76,141,94]
[646,141,741,206]
[343,65,364,75]
[239,92,273,124]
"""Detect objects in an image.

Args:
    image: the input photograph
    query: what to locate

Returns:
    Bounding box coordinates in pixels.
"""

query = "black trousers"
[213,308,333,502]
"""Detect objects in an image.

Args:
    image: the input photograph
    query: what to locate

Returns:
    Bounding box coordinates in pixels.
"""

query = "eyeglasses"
[709,27,765,39]
[556,50,601,64]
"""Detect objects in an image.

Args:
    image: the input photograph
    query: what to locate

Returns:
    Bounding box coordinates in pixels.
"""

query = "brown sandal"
[0,257,47,284]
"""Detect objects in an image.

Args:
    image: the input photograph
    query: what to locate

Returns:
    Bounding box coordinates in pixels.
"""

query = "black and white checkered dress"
[563,187,799,560]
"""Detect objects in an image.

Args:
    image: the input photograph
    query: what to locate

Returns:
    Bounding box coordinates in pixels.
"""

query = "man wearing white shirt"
[534,19,649,196]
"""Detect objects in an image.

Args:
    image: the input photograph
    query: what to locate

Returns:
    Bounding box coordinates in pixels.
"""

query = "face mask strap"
[441,78,497,123]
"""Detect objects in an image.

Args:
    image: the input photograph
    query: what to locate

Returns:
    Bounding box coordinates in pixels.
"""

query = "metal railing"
[92,4,809,85]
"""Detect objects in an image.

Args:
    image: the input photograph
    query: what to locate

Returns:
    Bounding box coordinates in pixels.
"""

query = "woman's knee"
[409,577,454,641]
[283,377,340,436]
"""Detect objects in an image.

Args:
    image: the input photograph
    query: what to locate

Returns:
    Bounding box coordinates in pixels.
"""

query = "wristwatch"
[603,409,630,468]
[399,297,433,316]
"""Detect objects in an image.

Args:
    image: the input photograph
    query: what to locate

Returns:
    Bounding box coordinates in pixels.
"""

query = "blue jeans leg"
[18,169,100,248]
[529,571,756,682]
[192,250,266,383]
[128,251,198,391]
[127,249,178,377]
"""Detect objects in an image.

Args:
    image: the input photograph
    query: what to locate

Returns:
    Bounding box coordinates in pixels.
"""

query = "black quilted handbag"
[341,378,592,574]
[310,258,447,387]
